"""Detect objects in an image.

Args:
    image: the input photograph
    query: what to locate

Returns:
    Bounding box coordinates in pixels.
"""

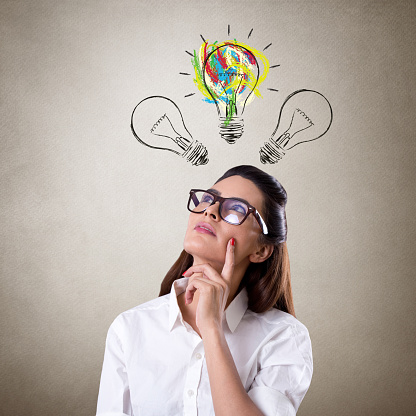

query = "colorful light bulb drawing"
[131,96,209,166]
[192,40,270,144]
[203,44,258,144]
[260,89,333,164]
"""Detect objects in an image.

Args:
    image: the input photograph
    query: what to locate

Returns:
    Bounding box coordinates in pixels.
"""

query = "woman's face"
[183,175,266,273]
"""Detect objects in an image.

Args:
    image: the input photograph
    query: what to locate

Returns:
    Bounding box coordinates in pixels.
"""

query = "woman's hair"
[159,165,295,317]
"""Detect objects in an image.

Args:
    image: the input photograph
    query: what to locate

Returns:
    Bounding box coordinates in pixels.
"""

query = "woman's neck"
[190,255,223,274]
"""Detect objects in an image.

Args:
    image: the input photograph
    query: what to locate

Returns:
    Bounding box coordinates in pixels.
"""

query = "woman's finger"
[184,275,221,305]
[183,263,224,286]
[221,238,235,283]
[184,272,203,304]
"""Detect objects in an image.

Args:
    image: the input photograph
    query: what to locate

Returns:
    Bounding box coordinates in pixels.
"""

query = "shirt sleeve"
[247,324,313,416]
[96,319,133,416]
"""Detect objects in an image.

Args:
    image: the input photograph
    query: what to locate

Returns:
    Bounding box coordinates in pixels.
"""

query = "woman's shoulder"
[251,308,312,352]
[108,293,171,335]
[244,307,311,349]
[246,307,308,331]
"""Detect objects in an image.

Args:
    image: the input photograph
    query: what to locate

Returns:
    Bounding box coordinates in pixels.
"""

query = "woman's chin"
[183,240,209,258]
[183,240,225,266]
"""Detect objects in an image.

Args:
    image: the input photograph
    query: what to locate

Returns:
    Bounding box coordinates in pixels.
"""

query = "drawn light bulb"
[202,44,260,144]
[260,89,333,164]
[131,96,208,166]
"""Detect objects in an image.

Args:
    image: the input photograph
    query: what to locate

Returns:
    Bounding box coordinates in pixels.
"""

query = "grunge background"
[1,0,415,415]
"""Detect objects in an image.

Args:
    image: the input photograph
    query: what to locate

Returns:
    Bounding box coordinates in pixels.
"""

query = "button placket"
[182,340,205,416]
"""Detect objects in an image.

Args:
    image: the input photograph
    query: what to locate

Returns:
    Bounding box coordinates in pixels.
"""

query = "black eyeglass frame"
[187,189,269,235]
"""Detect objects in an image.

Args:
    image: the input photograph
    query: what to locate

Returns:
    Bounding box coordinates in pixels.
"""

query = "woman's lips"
[194,222,216,236]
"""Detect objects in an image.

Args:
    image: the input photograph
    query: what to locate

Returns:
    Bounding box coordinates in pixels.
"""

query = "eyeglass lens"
[189,191,249,225]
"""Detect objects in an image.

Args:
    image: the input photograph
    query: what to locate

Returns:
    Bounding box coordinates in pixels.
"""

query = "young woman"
[96,165,312,416]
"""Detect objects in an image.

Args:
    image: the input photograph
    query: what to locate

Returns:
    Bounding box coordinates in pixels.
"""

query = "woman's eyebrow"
[208,188,252,206]
[208,188,221,195]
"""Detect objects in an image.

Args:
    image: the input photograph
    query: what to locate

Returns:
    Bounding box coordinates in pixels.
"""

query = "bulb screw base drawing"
[218,117,244,144]
[259,138,286,164]
[182,140,209,166]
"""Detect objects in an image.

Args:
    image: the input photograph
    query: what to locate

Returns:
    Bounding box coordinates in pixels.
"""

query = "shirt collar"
[168,277,248,333]
[225,286,248,332]
[168,278,188,331]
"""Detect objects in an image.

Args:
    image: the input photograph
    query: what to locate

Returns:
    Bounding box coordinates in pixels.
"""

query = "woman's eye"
[229,203,247,215]
[201,194,214,203]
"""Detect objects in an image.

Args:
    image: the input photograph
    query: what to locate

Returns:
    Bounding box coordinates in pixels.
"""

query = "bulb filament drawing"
[131,96,209,166]
[260,89,333,164]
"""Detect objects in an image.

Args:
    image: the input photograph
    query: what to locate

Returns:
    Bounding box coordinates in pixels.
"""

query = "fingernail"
[182,269,188,276]
[231,238,235,246]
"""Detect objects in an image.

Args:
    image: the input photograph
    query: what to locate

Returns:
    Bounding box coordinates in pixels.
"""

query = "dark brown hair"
[159,165,295,317]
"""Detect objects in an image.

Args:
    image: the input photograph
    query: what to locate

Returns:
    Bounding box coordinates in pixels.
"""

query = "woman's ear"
[249,244,274,263]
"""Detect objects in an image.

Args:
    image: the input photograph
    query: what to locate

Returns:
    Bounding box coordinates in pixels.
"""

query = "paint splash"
[192,40,270,124]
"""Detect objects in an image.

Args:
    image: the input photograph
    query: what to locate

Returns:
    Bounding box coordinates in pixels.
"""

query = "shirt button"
[195,353,202,360]
[188,389,194,397]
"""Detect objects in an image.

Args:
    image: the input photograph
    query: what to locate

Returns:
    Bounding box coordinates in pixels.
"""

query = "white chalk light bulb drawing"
[202,44,260,144]
[260,89,333,164]
[131,96,208,166]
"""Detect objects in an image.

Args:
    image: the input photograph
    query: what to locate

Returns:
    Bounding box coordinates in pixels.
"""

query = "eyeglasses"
[187,189,268,235]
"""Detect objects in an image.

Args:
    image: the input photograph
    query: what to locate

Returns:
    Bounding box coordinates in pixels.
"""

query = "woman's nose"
[204,202,220,221]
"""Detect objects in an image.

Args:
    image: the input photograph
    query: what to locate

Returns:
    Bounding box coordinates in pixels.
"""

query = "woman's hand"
[182,238,235,336]
[183,238,263,416]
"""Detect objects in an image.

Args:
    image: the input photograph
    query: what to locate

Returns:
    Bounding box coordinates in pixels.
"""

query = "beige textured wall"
[1,0,415,415]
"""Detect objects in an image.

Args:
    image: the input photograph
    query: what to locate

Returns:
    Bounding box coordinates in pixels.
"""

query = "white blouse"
[96,278,313,416]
